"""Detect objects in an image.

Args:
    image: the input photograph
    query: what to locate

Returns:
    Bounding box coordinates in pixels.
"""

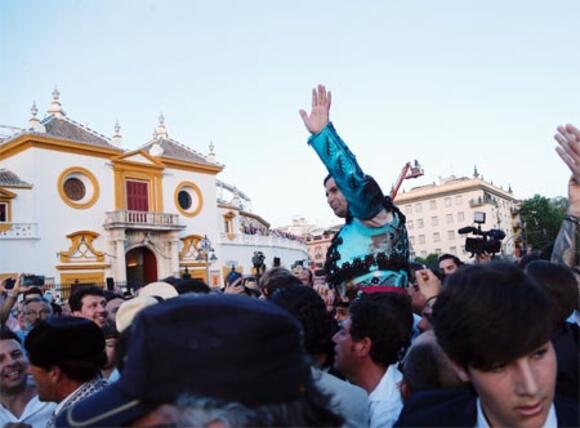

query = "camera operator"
[437,254,464,276]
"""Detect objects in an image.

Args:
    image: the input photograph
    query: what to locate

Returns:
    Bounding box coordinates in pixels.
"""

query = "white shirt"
[312,367,370,428]
[368,364,404,428]
[476,398,557,428]
[0,395,56,428]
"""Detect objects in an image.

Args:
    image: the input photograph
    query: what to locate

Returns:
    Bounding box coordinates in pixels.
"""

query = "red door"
[126,180,149,212]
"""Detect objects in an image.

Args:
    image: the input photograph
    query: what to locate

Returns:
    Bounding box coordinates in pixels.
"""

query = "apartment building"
[395,172,520,260]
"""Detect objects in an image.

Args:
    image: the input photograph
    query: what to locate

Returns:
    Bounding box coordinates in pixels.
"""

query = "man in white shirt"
[332,294,413,427]
[0,327,55,428]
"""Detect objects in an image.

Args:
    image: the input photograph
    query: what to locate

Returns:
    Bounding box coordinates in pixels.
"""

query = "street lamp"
[196,235,218,285]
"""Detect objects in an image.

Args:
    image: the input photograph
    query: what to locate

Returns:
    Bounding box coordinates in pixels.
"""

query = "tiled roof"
[0,116,122,152]
[41,116,121,150]
[141,137,216,166]
[0,169,32,188]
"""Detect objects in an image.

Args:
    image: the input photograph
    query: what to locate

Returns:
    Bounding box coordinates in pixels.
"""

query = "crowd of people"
[0,86,578,427]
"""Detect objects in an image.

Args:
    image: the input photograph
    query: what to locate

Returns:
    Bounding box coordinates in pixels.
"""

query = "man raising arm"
[299,85,409,295]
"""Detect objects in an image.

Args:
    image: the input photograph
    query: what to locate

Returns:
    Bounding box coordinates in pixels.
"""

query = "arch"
[126,246,158,287]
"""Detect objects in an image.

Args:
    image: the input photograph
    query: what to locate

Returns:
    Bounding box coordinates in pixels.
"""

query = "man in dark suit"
[396,264,579,427]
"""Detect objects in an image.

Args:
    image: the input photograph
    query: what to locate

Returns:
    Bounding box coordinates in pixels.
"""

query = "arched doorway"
[126,246,158,287]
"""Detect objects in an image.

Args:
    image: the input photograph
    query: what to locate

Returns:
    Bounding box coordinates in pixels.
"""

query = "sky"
[1,0,579,228]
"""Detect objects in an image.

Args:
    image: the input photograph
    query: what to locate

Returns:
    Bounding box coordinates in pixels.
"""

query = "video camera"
[458,212,506,257]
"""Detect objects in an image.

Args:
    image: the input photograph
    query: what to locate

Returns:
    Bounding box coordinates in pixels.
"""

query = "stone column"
[112,229,127,283]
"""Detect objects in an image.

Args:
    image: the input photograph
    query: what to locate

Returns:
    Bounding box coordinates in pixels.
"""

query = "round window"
[57,167,100,209]
[174,181,203,217]
[178,190,192,210]
[63,177,86,201]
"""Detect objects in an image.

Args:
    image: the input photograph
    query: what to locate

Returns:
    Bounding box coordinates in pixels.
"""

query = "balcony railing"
[0,223,39,239]
[219,232,307,251]
[104,210,185,231]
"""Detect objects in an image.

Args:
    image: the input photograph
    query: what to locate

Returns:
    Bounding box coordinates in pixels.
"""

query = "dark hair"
[270,286,337,359]
[401,333,462,396]
[51,302,63,317]
[176,279,211,295]
[518,253,543,269]
[69,285,105,312]
[349,294,413,367]
[431,263,552,370]
[101,323,119,340]
[25,317,107,382]
[323,174,333,186]
[259,268,302,297]
[0,327,21,343]
[437,253,463,267]
[22,287,43,299]
[524,260,578,325]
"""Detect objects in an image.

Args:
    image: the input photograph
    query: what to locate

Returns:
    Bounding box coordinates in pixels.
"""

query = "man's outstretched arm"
[551,124,580,270]
[299,85,386,221]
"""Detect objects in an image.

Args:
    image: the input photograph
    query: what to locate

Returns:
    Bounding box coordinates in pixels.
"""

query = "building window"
[63,177,86,201]
[405,205,412,214]
[415,202,422,212]
[420,250,427,256]
[174,181,204,217]
[407,220,414,230]
[444,197,451,207]
[0,203,6,222]
[431,216,439,226]
[433,232,440,242]
[417,219,424,229]
[419,234,425,244]
[410,236,415,245]
[448,230,455,240]
[457,212,465,222]
[435,248,442,255]
[177,190,193,210]
[430,200,437,210]
[449,246,457,255]
[455,195,463,205]
[57,167,100,210]
[446,213,453,224]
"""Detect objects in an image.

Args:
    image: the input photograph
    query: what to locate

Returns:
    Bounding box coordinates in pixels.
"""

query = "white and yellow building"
[0,89,307,292]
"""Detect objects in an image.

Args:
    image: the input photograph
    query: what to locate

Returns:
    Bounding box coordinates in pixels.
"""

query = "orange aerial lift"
[390,160,424,200]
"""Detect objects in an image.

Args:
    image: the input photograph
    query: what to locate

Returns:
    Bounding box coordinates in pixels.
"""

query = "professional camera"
[458,212,506,257]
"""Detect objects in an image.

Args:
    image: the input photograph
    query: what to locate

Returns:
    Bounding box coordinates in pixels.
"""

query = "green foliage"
[519,195,567,251]
[415,253,440,268]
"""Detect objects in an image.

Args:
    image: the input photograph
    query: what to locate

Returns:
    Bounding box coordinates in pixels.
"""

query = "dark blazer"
[395,387,580,427]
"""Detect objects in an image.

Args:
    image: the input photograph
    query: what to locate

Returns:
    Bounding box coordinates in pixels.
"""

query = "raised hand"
[554,124,580,183]
[415,269,441,301]
[299,84,332,135]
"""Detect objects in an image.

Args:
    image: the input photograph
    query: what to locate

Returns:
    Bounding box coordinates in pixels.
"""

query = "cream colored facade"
[395,174,520,260]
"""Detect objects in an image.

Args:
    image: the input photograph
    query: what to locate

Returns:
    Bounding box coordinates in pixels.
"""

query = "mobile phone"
[4,278,15,290]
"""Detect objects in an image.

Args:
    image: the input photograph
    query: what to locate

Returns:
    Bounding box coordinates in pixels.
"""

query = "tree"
[519,195,566,252]
[415,253,440,268]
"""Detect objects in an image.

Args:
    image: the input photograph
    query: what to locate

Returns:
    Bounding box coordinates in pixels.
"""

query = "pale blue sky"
[1,0,579,227]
